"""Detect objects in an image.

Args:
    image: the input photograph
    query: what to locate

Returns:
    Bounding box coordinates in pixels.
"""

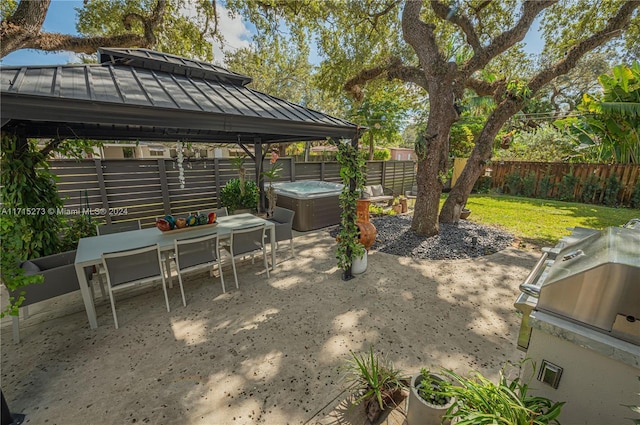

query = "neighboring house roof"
[1,47,361,144]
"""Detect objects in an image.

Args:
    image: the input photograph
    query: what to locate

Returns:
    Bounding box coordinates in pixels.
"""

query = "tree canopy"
[2,0,638,237]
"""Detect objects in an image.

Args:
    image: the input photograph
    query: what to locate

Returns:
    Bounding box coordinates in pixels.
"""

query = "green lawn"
[460,194,639,249]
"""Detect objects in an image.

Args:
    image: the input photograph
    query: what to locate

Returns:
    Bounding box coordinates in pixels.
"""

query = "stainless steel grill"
[516,223,640,349]
[513,220,640,424]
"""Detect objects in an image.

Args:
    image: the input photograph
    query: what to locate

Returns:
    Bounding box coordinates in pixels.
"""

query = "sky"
[1,0,253,66]
[2,0,544,67]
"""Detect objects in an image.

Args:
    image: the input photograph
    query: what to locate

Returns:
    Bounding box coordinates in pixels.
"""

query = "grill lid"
[535,226,640,341]
[543,226,640,287]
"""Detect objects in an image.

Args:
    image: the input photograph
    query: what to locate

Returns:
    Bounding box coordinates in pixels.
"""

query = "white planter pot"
[351,250,367,275]
[406,373,453,425]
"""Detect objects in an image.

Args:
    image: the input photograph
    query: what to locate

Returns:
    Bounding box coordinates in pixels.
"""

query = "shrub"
[220,178,259,213]
[603,174,622,206]
[558,172,579,201]
[631,176,640,208]
[60,215,97,252]
[538,172,555,199]
[493,124,576,162]
[504,171,522,195]
[521,172,537,198]
[372,148,391,161]
[442,361,564,425]
[475,176,492,194]
[580,174,601,204]
[1,135,65,316]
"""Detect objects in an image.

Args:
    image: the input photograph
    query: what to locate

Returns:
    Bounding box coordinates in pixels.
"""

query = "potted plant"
[441,361,565,425]
[220,178,259,214]
[221,154,259,214]
[406,368,454,425]
[344,346,407,424]
[351,243,368,275]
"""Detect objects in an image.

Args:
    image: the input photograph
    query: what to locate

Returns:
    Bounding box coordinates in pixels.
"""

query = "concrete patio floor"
[1,230,537,424]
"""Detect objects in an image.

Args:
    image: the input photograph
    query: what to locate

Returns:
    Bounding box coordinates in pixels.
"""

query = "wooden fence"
[50,158,416,227]
[483,161,640,205]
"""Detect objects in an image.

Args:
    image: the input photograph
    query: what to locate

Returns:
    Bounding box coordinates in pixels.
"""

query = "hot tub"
[271,181,343,231]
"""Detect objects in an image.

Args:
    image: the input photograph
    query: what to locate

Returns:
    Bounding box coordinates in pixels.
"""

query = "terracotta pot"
[392,204,402,214]
[357,221,377,250]
[460,208,471,219]
[356,199,377,250]
[356,199,372,223]
[400,197,408,213]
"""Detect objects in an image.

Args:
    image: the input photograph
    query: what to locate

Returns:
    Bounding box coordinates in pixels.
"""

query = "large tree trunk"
[411,84,457,236]
[0,0,50,58]
[440,99,522,223]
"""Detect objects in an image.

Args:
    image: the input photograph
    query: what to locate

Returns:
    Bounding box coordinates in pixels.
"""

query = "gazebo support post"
[254,139,265,214]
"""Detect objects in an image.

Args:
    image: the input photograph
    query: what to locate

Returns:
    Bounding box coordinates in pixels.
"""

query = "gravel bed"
[329,214,514,260]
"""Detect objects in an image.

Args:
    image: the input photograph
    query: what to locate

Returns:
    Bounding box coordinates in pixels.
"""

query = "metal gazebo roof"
[0,47,361,144]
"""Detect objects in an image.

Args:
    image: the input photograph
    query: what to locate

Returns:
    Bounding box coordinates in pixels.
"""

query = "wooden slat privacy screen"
[49,158,417,227]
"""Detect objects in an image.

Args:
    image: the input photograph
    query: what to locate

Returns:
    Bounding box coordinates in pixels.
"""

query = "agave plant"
[343,346,407,423]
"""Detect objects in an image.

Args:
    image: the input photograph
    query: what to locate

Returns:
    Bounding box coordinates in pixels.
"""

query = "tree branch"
[343,57,427,101]
[1,0,167,58]
[402,0,442,74]
[21,33,151,54]
[430,0,481,53]
[466,77,502,97]
[368,0,401,27]
[39,138,64,158]
[529,1,639,93]
[463,0,557,74]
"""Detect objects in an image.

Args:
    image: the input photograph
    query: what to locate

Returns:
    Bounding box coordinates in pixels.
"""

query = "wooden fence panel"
[484,161,639,206]
[366,162,384,186]
[294,162,323,181]
[46,158,417,226]
[102,160,165,226]
[49,160,102,211]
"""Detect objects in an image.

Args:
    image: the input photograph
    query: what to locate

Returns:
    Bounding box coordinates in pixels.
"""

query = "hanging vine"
[335,139,366,278]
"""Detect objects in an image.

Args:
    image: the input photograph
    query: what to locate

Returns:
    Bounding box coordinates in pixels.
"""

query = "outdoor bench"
[362,184,394,205]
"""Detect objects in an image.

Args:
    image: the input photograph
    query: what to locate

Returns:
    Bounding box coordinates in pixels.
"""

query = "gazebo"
[0,47,362,209]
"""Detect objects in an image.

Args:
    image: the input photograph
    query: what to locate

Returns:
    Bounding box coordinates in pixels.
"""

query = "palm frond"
[599,101,640,118]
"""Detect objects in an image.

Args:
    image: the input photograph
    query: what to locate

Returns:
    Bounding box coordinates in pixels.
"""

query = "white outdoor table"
[74,213,276,329]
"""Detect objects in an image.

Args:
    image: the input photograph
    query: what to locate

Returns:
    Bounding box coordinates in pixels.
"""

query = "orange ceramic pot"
[356,199,372,223]
[175,218,187,229]
[357,221,377,250]
[356,199,377,250]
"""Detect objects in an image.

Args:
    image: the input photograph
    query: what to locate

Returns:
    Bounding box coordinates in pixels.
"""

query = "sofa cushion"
[20,260,41,275]
[371,184,385,197]
[362,186,373,199]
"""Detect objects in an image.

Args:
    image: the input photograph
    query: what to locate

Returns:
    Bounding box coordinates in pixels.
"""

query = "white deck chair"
[101,244,170,329]
[229,224,270,288]
[174,233,225,304]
